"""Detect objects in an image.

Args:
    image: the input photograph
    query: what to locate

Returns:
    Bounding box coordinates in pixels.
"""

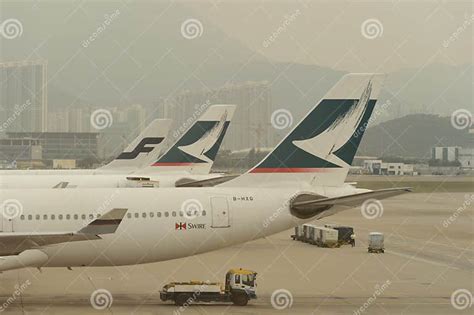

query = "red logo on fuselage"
[175,222,187,230]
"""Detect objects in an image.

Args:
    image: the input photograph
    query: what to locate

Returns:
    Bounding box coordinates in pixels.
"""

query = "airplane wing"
[175,175,239,187]
[290,187,412,219]
[0,208,127,256]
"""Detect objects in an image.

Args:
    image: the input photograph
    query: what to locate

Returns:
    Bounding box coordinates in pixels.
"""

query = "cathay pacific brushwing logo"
[292,81,373,167]
[177,110,228,163]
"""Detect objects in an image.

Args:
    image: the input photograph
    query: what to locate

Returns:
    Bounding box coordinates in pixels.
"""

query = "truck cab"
[225,268,257,305]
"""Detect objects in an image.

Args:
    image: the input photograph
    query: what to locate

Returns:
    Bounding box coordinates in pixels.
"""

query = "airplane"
[0,74,411,272]
[0,105,236,188]
[0,118,172,176]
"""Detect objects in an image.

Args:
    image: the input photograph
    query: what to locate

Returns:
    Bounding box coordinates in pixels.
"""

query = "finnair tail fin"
[140,104,236,175]
[97,119,172,173]
[222,73,385,188]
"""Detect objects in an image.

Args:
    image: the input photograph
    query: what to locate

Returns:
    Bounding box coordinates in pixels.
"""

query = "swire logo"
[175,222,187,230]
[175,222,206,230]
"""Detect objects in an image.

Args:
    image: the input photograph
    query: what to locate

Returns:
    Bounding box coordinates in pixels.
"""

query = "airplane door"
[210,197,230,228]
[0,199,15,232]
[1,214,13,232]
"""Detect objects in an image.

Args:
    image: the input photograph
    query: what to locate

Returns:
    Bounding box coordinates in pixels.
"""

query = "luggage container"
[302,224,315,243]
[368,232,384,253]
[307,225,317,245]
[291,225,305,241]
[311,226,339,247]
[324,224,355,247]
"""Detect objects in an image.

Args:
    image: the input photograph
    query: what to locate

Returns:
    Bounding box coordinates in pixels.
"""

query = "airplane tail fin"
[140,104,236,175]
[222,73,385,188]
[97,119,172,173]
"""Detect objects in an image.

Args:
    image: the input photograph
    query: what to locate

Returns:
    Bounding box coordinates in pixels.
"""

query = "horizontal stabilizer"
[291,187,412,219]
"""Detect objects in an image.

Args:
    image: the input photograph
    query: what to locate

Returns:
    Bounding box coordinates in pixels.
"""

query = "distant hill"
[358,114,472,159]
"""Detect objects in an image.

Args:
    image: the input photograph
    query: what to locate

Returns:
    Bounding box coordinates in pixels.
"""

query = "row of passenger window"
[20,214,98,221]
[126,210,206,219]
[19,210,207,221]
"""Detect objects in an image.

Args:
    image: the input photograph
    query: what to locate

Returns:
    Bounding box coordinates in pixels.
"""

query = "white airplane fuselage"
[0,173,224,189]
[0,185,361,268]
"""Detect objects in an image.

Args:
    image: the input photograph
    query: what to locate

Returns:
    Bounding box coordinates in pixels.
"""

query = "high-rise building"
[0,60,47,134]
[164,81,273,151]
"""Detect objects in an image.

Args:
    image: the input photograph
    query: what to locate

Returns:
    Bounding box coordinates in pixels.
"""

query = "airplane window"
[59,215,63,220]
[157,212,161,218]
[28,215,33,220]
[127,213,132,219]
[66,214,71,220]
[43,214,47,220]
[36,215,40,220]
[202,210,206,216]
[179,211,183,217]
[20,215,25,220]
[150,212,154,218]
[74,214,78,220]
[81,214,86,220]
[172,211,176,217]
[142,213,147,218]
[89,214,94,220]
[134,213,139,218]
[51,215,55,220]
[164,212,169,217]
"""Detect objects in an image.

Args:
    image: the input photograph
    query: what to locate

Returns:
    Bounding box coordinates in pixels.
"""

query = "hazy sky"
[0,0,471,112]
[1,0,472,73]
[189,0,472,72]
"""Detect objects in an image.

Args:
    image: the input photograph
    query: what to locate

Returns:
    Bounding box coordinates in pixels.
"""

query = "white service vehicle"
[368,232,385,253]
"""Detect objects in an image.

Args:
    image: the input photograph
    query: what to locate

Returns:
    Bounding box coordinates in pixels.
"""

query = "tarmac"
[0,191,472,314]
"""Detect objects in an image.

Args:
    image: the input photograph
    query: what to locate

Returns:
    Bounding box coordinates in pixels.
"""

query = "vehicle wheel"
[232,293,248,306]
[175,294,190,306]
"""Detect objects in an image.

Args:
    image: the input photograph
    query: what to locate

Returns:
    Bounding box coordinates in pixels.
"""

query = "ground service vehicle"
[160,269,257,306]
[325,224,355,246]
[368,232,385,253]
